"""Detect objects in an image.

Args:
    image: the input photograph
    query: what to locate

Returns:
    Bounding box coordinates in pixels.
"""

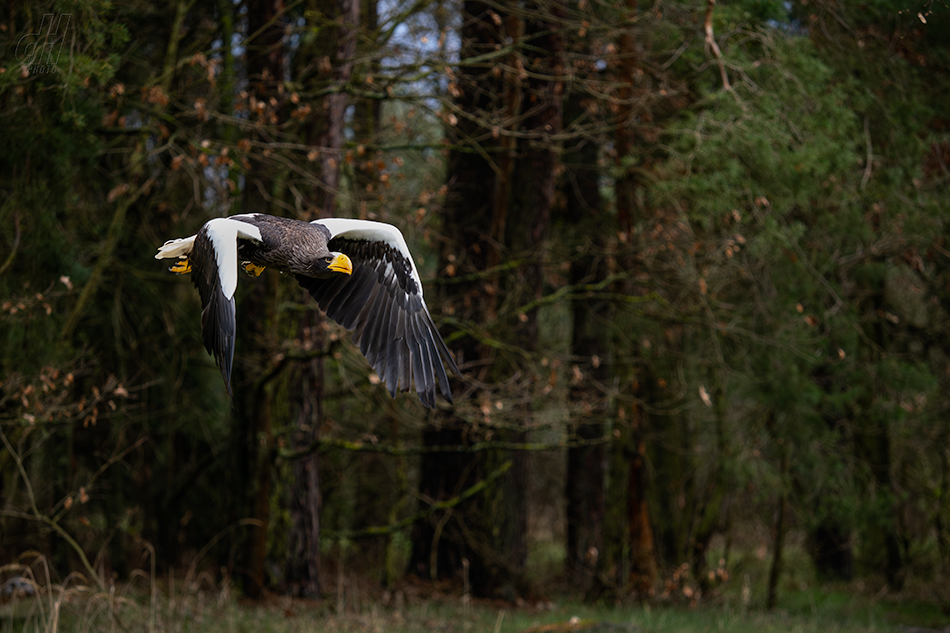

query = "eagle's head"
[308,251,353,278]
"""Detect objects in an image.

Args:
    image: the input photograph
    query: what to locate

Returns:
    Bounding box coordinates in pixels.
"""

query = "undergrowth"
[2,551,946,633]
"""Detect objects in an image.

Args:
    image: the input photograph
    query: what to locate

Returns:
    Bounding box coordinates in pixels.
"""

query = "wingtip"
[218,357,234,400]
[438,378,454,405]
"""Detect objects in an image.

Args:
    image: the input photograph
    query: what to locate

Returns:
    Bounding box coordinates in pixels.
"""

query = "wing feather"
[393,308,411,393]
[407,309,435,408]
[187,218,263,396]
[295,218,458,406]
[360,286,391,369]
[349,283,382,360]
[334,264,378,330]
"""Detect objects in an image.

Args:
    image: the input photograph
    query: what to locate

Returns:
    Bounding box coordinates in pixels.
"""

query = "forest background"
[1,0,949,622]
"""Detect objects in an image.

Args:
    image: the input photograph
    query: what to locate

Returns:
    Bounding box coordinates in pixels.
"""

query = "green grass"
[3,541,947,633]
[2,583,944,633]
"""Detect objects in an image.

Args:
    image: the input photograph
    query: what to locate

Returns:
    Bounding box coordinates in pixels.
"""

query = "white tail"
[155,235,196,259]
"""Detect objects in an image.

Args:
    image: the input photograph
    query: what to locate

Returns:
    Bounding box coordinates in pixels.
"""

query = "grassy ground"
[2,578,948,633]
[2,536,948,633]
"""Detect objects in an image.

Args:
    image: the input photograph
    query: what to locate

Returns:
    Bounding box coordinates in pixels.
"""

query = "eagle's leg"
[242,261,266,277]
[169,257,192,274]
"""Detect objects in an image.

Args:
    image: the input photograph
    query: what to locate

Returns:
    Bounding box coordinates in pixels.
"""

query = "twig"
[278,432,611,461]
[60,177,155,338]
[704,0,731,91]
[662,35,693,70]
[861,115,873,189]
[183,518,263,587]
[52,437,149,521]
[0,427,104,590]
[160,0,198,94]
[0,207,20,276]
[322,459,512,539]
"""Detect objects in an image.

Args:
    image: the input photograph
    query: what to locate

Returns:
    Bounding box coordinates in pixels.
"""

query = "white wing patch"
[204,218,263,299]
[312,218,422,292]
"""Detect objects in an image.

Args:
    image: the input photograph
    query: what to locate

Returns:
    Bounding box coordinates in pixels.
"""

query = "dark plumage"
[156,213,459,407]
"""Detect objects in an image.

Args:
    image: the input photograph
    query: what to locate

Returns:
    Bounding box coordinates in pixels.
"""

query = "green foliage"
[657,37,860,232]
[642,0,950,588]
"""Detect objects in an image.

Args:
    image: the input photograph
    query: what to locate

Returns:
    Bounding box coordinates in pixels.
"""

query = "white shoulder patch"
[229,216,264,242]
[206,217,264,299]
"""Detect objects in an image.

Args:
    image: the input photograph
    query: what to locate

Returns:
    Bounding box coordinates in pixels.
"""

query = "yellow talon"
[243,262,266,277]
[169,257,192,274]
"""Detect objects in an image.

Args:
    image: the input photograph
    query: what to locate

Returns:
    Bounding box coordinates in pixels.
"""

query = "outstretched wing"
[189,217,262,396]
[297,218,459,408]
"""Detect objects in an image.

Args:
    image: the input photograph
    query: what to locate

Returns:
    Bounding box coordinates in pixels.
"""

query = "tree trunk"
[562,89,607,593]
[276,0,361,596]
[807,364,853,581]
[311,0,359,217]
[410,0,502,589]
[236,0,286,598]
[411,0,563,596]
[471,0,564,593]
[691,379,731,590]
[809,521,853,581]
[854,257,903,590]
[612,0,658,595]
[407,425,477,580]
[766,451,788,611]
[284,311,325,597]
[625,416,657,594]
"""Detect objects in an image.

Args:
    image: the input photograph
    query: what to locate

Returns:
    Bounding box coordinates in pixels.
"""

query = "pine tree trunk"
[854,256,904,590]
[562,90,607,593]
[612,0,658,594]
[766,455,787,611]
[477,0,564,591]
[278,0,363,596]
[807,364,853,581]
[237,0,287,598]
[409,0,502,587]
[625,419,657,594]
[285,311,325,597]
[407,425,477,579]
[411,0,563,596]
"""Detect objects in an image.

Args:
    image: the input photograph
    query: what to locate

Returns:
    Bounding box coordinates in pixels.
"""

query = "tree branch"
[0,207,20,277]
[0,427,103,590]
[321,459,512,539]
[278,432,611,461]
[61,177,155,339]
[704,0,731,91]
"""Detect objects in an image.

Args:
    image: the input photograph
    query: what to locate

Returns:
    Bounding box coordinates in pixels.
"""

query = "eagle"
[155,213,459,408]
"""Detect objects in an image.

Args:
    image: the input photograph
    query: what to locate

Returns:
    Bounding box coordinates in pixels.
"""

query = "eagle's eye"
[324,256,333,264]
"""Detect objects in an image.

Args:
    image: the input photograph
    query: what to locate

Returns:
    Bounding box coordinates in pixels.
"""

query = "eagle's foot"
[169,257,192,274]
[243,261,266,277]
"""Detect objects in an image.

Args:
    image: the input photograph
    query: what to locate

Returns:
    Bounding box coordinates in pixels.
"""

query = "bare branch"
[704,0,731,91]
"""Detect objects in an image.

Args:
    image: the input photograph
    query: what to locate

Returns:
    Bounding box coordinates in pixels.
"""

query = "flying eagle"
[155,213,459,407]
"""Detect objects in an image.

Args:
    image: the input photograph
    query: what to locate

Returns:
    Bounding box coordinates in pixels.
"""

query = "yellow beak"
[327,253,353,275]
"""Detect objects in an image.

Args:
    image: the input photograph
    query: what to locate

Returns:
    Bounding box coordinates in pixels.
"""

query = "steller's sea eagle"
[155,213,459,408]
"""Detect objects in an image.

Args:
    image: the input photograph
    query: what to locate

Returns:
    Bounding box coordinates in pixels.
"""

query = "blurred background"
[1,0,948,615]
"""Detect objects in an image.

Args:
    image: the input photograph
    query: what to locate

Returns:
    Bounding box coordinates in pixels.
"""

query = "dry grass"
[1,552,946,633]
